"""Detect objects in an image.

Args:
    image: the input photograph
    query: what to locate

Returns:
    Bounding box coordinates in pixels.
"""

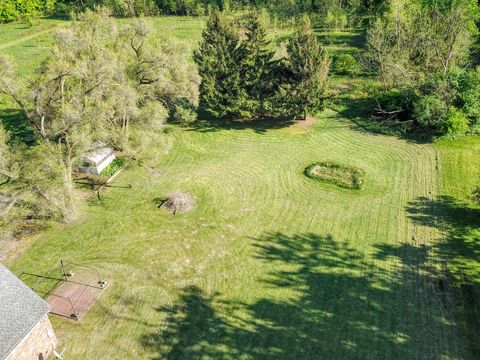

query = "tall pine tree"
[284,16,330,120]
[193,12,246,119]
[239,12,277,119]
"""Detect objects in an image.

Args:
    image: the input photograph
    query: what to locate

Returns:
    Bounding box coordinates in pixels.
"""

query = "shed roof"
[82,146,114,166]
[0,263,50,359]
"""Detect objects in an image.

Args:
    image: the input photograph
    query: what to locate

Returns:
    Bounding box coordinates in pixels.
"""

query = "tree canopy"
[0,8,199,222]
[194,12,330,121]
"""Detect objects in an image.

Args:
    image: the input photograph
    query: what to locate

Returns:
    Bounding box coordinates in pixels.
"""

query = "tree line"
[0,0,56,23]
[1,0,377,27]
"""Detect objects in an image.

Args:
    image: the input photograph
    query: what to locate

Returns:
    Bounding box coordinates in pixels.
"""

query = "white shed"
[77,146,116,175]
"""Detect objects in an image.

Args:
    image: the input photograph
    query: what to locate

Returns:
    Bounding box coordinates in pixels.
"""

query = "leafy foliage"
[0,0,56,23]
[365,0,480,136]
[442,107,469,138]
[333,53,358,75]
[448,67,480,124]
[0,8,199,222]
[0,1,18,23]
[473,187,480,204]
[413,95,448,129]
[101,157,127,177]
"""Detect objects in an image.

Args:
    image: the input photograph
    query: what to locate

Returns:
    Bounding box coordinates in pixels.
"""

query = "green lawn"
[1,17,479,359]
[433,138,480,351]
[0,19,66,77]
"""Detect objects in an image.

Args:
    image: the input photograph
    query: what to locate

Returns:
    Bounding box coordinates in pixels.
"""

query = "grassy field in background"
[1,17,479,359]
[0,19,66,76]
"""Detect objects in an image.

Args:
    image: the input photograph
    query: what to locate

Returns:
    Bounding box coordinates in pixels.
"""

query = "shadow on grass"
[140,232,461,359]
[316,31,366,49]
[276,30,366,50]
[406,195,480,355]
[407,196,480,276]
[0,108,36,144]
[186,108,296,134]
[330,96,436,143]
[327,96,402,137]
[140,286,228,360]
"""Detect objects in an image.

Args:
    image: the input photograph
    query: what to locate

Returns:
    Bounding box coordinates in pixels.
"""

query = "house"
[77,145,115,175]
[0,263,57,360]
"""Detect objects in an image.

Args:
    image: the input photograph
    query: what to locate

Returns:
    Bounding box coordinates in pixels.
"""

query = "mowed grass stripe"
[10,110,463,358]
[0,18,470,358]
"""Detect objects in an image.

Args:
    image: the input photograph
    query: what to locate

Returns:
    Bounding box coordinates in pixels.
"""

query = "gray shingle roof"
[0,263,50,359]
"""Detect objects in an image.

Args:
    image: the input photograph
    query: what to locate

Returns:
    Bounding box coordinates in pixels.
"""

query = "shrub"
[101,158,127,177]
[305,162,365,190]
[0,0,56,23]
[334,54,358,75]
[52,2,71,18]
[171,103,197,125]
[448,67,480,124]
[0,0,18,23]
[441,107,469,138]
[473,187,480,204]
[375,87,415,119]
[103,0,131,16]
[325,9,347,30]
[413,95,448,128]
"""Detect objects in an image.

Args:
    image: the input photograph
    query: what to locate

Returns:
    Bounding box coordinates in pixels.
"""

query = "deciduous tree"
[0,8,200,221]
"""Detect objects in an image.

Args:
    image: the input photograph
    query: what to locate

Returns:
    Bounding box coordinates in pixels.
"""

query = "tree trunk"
[60,77,65,108]
[61,136,76,222]
[303,107,308,121]
[40,115,46,138]
[121,111,128,151]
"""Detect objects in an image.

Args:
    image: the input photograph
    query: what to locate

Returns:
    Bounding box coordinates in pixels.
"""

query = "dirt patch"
[292,116,316,129]
[160,192,197,214]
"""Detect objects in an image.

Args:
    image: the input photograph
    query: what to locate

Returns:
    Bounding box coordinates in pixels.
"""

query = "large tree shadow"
[186,108,296,134]
[141,233,462,359]
[407,195,480,355]
[140,286,232,359]
[316,31,366,50]
[0,108,36,144]
[407,196,480,277]
[245,233,457,359]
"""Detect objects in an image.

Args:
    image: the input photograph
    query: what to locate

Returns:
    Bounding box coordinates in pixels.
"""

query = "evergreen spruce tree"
[193,12,246,119]
[284,16,330,120]
[239,12,277,119]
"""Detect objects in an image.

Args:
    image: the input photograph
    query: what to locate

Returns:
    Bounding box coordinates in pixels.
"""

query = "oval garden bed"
[305,162,365,190]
